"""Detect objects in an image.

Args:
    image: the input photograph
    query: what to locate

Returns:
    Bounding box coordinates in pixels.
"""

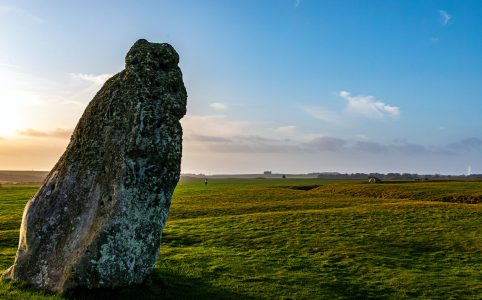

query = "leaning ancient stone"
[2,39,187,294]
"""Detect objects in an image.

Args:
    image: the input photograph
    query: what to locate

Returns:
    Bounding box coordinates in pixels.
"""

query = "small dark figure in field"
[204,178,208,185]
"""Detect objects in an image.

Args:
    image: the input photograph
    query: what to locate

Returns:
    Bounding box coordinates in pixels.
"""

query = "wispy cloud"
[294,0,302,8]
[179,113,482,174]
[184,113,424,155]
[438,10,453,26]
[275,125,297,134]
[181,114,251,138]
[306,136,347,152]
[69,73,112,85]
[444,137,482,154]
[301,106,340,123]
[354,141,387,153]
[339,90,400,118]
[209,102,228,111]
[17,128,72,139]
[185,133,296,153]
[390,139,429,155]
[184,130,440,156]
[303,90,399,124]
[189,134,232,143]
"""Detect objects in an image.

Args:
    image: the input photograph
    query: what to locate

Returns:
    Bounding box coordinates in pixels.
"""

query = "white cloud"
[438,10,452,25]
[275,125,297,134]
[209,102,228,111]
[69,73,112,85]
[294,0,302,8]
[303,90,400,123]
[339,90,400,118]
[339,90,350,98]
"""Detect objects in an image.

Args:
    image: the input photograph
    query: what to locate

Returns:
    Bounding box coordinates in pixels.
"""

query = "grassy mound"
[311,181,482,204]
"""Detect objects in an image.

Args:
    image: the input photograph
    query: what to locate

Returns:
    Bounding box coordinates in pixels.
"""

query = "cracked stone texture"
[2,39,187,294]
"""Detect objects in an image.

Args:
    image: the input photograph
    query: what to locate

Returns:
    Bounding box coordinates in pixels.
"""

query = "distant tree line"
[313,172,482,180]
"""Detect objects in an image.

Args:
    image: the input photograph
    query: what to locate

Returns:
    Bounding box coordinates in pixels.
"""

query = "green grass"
[0,179,481,299]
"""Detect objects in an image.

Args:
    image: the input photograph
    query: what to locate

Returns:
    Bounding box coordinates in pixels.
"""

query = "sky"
[1,0,482,175]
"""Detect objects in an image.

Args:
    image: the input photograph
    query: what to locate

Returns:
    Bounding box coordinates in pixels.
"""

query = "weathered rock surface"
[2,39,187,293]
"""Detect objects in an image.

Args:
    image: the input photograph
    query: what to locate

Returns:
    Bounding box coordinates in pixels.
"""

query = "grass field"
[0,179,481,299]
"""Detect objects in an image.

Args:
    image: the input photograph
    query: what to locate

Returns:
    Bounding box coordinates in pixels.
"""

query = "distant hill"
[0,171,49,184]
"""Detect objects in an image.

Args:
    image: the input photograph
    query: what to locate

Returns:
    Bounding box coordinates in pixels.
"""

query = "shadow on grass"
[60,269,254,300]
[321,280,394,300]
[161,232,201,247]
[0,271,396,300]
[283,185,322,191]
[317,258,395,300]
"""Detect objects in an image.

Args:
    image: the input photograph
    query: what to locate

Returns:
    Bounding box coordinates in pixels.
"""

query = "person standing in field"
[204,178,208,185]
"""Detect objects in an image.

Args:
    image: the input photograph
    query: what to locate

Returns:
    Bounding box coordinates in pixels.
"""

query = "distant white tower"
[468,165,472,176]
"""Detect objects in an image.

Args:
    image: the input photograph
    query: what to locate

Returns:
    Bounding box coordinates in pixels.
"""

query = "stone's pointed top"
[133,38,149,46]
[125,39,179,69]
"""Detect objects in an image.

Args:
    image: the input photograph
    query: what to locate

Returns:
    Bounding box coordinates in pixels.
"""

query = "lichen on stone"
[1,39,187,294]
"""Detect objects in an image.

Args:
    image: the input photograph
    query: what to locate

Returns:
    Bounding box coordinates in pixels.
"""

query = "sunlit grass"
[0,179,481,299]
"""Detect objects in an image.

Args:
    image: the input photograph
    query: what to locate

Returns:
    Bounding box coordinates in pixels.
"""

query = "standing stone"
[2,39,187,293]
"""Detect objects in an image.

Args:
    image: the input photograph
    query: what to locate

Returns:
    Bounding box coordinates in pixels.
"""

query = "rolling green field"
[0,179,481,299]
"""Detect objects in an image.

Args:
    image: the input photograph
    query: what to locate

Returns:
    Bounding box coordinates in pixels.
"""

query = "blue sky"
[0,0,481,174]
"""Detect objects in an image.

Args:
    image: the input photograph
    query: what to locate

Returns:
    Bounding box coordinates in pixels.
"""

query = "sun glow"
[0,91,30,137]
[0,102,21,137]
